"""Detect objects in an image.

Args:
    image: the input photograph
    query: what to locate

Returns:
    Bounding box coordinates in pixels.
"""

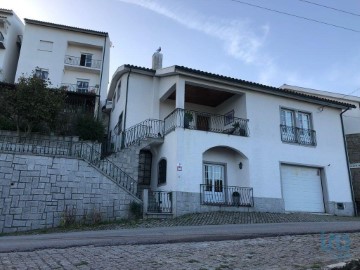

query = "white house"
[106,52,355,217]
[0,9,24,83]
[15,19,110,114]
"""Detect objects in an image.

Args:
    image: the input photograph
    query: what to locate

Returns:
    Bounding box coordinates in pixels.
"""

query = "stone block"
[4,215,13,227]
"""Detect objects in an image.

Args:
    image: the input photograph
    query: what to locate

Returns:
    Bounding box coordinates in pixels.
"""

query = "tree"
[0,73,66,135]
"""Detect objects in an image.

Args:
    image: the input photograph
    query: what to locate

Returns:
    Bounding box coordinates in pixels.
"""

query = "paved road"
[1,232,359,270]
[1,221,360,253]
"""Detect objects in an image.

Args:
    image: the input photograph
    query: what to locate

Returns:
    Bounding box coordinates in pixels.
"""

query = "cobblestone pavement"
[0,232,359,270]
[96,212,360,231]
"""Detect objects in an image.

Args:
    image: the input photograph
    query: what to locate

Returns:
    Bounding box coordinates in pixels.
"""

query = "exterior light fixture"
[238,162,243,169]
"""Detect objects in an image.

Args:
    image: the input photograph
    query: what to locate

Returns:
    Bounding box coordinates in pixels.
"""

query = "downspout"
[340,107,357,216]
[124,68,132,131]
[98,34,107,119]
[120,68,132,149]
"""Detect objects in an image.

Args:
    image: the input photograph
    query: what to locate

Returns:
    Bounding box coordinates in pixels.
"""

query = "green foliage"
[0,73,66,135]
[75,114,105,141]
[129,201,142,219]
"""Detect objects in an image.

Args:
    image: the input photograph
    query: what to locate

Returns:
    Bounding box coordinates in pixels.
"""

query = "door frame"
[203,161,227,203]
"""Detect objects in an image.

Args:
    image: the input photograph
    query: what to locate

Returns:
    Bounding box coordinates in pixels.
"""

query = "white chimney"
[152,47,163,70]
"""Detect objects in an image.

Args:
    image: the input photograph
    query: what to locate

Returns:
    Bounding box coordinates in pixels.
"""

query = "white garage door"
[281,165,325,213]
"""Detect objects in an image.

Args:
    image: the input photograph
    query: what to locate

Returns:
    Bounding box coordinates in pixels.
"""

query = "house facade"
[281,84,360,213]
[106,53,355,217]
[15,19,110,115]
[0,9,24,83]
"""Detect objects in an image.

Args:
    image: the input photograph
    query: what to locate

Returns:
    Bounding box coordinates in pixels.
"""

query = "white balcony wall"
[62,70,100,89]
[65,44,103,62]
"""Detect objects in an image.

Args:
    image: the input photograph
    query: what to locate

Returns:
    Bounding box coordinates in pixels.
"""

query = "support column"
[175,77,185,109]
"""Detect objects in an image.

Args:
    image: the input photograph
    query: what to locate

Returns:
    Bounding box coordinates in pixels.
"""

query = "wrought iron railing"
[148,191,172,213]
[164,108,249,137]
[122,119,164,148]
[280,125,316,146]
[200,184,254,207]
[0,135,139,198]
[61,83,99,94]
[0,135,73,156]
[64,55,102,69]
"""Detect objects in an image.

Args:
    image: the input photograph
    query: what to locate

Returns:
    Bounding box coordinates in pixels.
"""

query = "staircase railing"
[122,119,164,149]
[0,135,139,199]
[73,143,138,198]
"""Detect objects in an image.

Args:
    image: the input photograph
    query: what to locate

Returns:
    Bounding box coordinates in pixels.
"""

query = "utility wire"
[298,0,360,18]
[228,0,360,33]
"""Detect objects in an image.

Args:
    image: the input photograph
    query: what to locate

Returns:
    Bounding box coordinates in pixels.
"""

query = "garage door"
[281,165,325,213]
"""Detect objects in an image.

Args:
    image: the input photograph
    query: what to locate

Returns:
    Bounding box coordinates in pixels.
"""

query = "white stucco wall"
[0,11,24,83]
[15,22,110,104]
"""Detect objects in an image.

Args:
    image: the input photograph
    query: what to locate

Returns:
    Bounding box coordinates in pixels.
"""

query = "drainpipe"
[97,34,107,119]
[340,107,357,216]
[124,68,132,131]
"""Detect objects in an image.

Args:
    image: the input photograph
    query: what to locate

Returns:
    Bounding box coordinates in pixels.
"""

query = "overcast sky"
[3,0,360,95]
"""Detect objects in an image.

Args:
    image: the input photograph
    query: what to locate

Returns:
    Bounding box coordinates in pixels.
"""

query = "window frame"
[280,107,315,146]
[38,40,53,52]
[157,158,167,186]
[34,68,49,80]
[80,53,93,67]
[76,79,90,93]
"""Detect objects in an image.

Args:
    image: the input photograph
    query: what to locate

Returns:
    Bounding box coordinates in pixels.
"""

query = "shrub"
[75,114,105,141]
[129,201,142,219]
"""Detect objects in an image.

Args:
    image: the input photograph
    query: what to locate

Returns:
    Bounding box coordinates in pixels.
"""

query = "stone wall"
[0,153,140,233]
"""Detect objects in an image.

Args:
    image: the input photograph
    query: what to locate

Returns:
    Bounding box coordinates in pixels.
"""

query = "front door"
[203,164,225,203]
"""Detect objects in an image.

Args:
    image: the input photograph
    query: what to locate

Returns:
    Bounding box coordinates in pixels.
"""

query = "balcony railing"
[164,108,249,137]
[122,119,164,148]
[280,125,316,146]
[200,184,254,207]
[61,83,99,94]
[147,191,172,213]
[64,55,102,69]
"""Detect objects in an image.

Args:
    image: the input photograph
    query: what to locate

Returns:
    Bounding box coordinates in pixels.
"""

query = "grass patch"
[187,259,200,263]
[74,261,89,267]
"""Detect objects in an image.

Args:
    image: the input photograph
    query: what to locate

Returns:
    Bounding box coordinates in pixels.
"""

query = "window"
[158,159,167,185]
[116,81,121,102]
[0,31,4,42]
[114,113,123,135]
[34,68,49,80]
[38,40,53,52]
[280,108,316,146]
[76,80,89,93]
[80,53,92,67]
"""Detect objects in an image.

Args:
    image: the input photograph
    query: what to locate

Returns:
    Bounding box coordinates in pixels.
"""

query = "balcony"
[164,108,249,137]
[64,55,102,73]
[280,125,317,146]
[200,184,254,207]
[61,83,99,95]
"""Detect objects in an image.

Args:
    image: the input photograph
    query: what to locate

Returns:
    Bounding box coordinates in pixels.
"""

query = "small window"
[158,159,167,185]
[80,53,92,67]
[38,40,53,52]
[76,80,89,93]
[116,81,121,102]
[34,68,49,80]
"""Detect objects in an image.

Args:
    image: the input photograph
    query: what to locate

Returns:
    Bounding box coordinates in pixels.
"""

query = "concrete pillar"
[175,77,185,109]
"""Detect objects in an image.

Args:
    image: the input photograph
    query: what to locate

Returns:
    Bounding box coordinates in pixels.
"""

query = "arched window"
[158,159,167,185]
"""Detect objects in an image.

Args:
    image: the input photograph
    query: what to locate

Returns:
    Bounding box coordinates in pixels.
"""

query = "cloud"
[117,0,269,64]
